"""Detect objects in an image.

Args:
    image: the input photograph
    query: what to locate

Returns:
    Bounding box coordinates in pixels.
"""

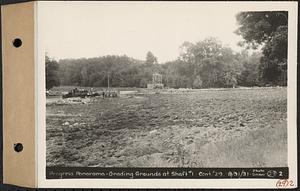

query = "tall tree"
[236,50,262,87]
[45,55,60,90]
[235,11,288,85]
[145,51,158,65]
[179,37,242,88]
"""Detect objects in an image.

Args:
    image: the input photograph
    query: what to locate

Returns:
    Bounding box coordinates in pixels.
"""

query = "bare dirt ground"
[46,87,287,167]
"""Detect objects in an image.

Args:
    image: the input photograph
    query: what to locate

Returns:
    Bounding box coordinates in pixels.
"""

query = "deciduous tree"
[45,55,60,90]
[235,11,288,85]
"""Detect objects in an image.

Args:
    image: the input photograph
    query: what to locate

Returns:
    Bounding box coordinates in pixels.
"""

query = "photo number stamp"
[276,179,295,188]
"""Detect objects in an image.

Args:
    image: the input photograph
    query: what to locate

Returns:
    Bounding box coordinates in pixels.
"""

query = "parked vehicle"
[62,88,88,98]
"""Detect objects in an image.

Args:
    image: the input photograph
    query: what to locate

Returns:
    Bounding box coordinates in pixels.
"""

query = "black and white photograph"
[44,2,289,170]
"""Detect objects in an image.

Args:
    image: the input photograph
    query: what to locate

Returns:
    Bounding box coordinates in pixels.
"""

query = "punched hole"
[13,38,22,48]
[14,143,23,152]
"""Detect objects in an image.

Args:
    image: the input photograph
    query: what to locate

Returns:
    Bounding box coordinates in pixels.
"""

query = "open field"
[46,87,287,167]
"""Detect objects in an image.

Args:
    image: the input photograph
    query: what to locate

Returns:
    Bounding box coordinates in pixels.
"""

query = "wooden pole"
[108,72,110,89]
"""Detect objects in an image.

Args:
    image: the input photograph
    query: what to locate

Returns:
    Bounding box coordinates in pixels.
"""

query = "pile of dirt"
[46,97,96,106]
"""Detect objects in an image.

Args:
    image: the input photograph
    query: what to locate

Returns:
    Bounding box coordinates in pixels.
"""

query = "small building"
[147,73,164,89]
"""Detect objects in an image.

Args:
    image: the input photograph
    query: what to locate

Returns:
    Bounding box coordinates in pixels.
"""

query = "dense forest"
[46,11,287,90]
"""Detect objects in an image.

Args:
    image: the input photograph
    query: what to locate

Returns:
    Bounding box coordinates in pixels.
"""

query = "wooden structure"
[147,73,164,89]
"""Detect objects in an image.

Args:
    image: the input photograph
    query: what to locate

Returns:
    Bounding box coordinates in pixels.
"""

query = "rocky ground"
[46,87,287,167]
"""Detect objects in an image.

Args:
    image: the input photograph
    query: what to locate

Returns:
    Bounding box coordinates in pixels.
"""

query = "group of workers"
[101,90,118,98]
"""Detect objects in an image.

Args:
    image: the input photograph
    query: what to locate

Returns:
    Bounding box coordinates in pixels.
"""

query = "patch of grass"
[190,121,287,167]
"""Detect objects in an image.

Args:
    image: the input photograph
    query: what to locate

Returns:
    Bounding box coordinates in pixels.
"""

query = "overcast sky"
[40,2,247,63]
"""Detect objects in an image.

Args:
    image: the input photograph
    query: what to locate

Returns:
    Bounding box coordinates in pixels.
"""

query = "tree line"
[46,11,287,90]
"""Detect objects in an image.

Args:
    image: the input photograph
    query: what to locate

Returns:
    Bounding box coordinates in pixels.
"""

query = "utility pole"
[107,72,110,89]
